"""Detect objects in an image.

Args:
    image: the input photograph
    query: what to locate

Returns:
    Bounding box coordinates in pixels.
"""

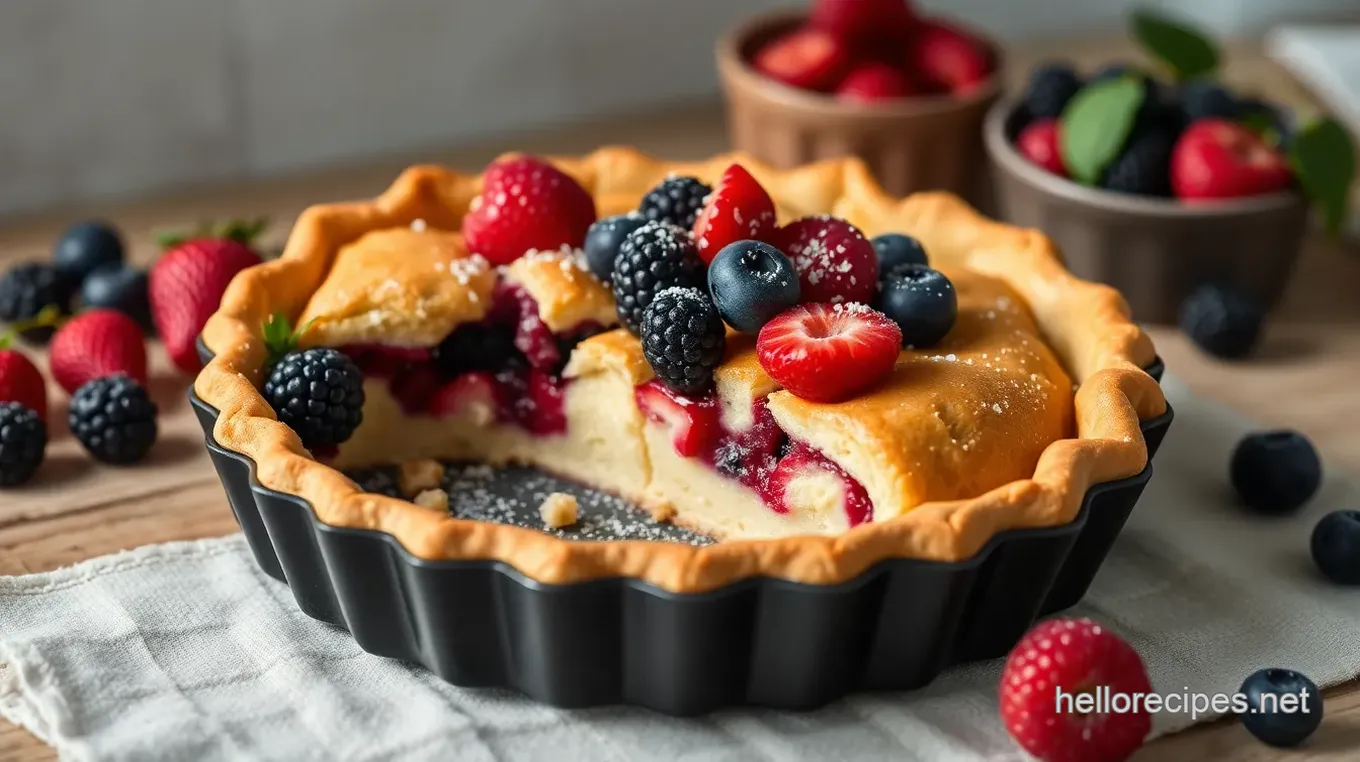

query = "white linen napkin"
[4,375,1360,762]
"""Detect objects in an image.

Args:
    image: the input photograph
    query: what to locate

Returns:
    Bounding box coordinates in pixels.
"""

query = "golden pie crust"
[196,146,1166,593]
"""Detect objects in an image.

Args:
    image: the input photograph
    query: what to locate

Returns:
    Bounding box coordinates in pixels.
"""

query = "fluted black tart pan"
[190,348,1170,715]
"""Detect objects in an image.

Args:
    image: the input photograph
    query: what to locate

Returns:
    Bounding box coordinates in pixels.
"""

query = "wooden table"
[3,35,1359,762]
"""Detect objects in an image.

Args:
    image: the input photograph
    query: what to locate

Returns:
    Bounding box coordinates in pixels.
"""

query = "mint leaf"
[1290,118,1356,235]
[1060,76,1146,186]
[1132,9,1219,81]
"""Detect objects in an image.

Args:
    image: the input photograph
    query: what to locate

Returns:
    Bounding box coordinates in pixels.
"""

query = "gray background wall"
[1,0,1355,217]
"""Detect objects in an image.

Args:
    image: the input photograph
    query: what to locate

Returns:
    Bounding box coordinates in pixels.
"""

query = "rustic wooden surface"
[3,33,1360,762]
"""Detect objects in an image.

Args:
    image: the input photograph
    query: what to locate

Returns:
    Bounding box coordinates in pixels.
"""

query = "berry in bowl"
[984,9,1354,325]
[717,0,1000,198]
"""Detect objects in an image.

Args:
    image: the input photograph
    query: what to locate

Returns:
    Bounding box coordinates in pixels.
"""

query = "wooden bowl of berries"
[984,10,1355,326]
[717,0,1001,199]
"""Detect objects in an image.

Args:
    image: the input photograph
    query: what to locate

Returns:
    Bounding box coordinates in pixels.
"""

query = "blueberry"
[53,221,124,284]
[877,264,957,348]
[1239,669,1323,748]
[1230,430,1322,515]
[584,214,647,284]
[1179,79,1241,122]
[80,264,152,333]
[1312,511,1360,585]
[871,234,929,273]
[1180,284,1264,360]
[707,240,800,334]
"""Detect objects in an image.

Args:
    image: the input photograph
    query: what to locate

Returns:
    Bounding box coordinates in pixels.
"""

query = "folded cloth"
[4,375,1360,762]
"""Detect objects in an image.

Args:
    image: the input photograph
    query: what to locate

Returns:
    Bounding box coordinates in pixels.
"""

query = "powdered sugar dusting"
[348,462,712,545]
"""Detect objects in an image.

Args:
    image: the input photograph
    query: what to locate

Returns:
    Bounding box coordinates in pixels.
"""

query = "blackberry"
[1179,79,1241,122]
[263,348,365,451]
[1179,284,1264,360]
[1024,63,1082,119]
[0,262,72,343]
[1099,127,1176,197]
[432,322,518,377]
[0,402,46,486]
[68,375,159,464]
[640,287,726,394]
[611,221,706,335]
[639,176,712,229]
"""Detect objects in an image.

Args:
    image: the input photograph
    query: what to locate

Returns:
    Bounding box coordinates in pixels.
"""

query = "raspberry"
[1000,618,1152,762]
[774,216,878,305]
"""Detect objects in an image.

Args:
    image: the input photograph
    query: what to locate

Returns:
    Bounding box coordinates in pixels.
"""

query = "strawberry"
[1000,618,1152,762]
[835,62,917,102]
[907,19,992,94]
[634,380,722,457]
[1171,119,1293,200]
[1017,119,1068,177]
[811,0,918,45]
[756,303,901,402]
[774,216,879,305]
[49,309,148,395]
[462,156,597,266]
[149,219,266,375]
[752,27,850,92]
[693,164,778,264]
[0,336,47,421]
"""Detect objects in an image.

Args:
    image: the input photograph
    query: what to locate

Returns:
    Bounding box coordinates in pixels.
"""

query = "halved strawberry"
[752,27,850,91]
[835,62,917,102]
[811,0,919,45]
[907,19,992,94]
[756,303,901,403]
[774,216,879,305]
[463,156,597,266]
[693,164,778,264]
[634,380,722,458]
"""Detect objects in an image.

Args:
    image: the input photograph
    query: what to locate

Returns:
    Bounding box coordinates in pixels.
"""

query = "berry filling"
[634,379,873,526]
[339,284,604,437]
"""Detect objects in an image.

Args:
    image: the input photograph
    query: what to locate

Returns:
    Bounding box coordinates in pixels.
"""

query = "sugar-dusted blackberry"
[1024,63,1082,119]
[1099,126,1176,197]
[263,348,365,451]
[639,176,712,229]
[640,287,726,394]
[611,221,706,335]
[68,375,159,464]
[0,262,72,343]
[0,402,46,486]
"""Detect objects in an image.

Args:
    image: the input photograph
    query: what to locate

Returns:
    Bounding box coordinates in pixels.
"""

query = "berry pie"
[195,147,1165,591]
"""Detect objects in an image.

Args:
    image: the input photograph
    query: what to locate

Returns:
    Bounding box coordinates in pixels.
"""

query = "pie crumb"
[398,459,445,497]
[413,489,449,512]
[539,492,579,529]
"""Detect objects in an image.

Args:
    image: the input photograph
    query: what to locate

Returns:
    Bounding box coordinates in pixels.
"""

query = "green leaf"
[1060,76,1146,186]
[262,311,312,367]
[155,217,269,251]
[1239,111,1281,147]
[1290,117,1356,235]
[1132,9,1219,81]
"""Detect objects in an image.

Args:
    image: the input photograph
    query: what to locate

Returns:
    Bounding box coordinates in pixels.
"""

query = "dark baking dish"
[191,340,1170,715]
